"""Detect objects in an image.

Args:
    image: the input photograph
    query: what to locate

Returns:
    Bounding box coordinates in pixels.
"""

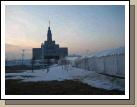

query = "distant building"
[32,21,68,60]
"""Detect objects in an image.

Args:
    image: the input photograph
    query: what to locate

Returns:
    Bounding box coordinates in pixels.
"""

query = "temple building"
[32,21,68,60]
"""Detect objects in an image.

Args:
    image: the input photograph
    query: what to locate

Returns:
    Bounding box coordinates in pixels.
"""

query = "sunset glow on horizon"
[5,5,125,59]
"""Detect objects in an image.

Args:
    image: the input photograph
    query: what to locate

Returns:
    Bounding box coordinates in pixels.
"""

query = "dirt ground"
[5,79,124,95]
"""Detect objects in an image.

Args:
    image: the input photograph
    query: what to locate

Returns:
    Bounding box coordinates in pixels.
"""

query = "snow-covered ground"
[6,65,124,91]
[5,47,125,91]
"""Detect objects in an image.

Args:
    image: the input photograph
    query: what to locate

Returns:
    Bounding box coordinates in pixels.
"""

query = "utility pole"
[32,57,34,72]
[85,49,89,71]
[21,49,25,65]
[41,44,45,70]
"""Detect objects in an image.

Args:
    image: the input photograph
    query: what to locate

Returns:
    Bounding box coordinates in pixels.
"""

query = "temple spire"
[47,20,52,41]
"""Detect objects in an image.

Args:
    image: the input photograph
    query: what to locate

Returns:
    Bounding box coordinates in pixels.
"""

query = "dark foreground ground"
[6,79,124,95]
[5,66,125,95]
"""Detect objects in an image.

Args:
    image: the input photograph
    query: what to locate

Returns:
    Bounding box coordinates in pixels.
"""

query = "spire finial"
[49,20,50,27]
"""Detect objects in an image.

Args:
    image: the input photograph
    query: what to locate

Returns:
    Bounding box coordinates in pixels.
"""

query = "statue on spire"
[49,20,50,27]
[48,20,50,30]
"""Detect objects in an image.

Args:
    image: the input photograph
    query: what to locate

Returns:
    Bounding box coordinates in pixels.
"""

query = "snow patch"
[6,65,124,91]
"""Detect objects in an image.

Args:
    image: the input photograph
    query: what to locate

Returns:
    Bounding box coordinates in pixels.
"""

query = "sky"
[5,5,125,59]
